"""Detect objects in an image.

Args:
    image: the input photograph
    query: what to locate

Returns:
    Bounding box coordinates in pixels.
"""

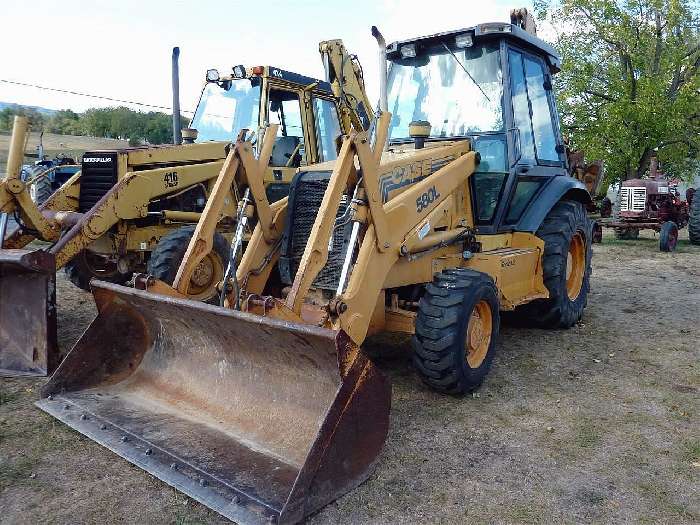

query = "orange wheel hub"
[566,231,586,300]
[465,300,493,369]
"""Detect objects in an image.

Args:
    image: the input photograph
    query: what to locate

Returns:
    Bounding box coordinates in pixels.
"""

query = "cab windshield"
[191,78,261,142]
[386,43,503,141]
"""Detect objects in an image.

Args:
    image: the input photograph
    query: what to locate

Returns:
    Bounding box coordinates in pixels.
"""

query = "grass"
[636,481,697,521]
[0,389,19,406]
[574,418,603,448]
[0,456,36,491]
[679,438,700,463]
[507,503,546,523]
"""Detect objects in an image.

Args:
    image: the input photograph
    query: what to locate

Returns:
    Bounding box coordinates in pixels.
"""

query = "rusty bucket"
[0,249,58,376]
[36,281,391,524]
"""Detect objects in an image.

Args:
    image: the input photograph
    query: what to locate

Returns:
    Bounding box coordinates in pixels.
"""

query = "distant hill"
[0,101,57,116]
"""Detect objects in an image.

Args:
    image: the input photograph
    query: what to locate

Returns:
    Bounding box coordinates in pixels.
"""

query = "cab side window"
[268,90,305,167]
[523,57,559,162]
[312,97,342,162]
[508,50,561,164]
[508,50,536,162]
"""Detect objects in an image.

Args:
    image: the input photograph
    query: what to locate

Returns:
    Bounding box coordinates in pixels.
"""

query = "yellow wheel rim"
[566,232,586,301]
[465,300,493,369]
[187,253,224,300]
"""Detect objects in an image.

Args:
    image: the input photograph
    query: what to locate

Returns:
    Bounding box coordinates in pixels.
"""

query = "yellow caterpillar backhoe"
[39,20,593,525]
[0,62,354,376]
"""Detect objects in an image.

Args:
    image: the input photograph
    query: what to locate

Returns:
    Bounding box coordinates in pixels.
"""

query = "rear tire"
[147,225,229,302]
[412,269,500,395]
[64,251,131,291]
[615,227,639,240]
[515,200,592,328]
[659,221,678,252]
[689,191,700,245]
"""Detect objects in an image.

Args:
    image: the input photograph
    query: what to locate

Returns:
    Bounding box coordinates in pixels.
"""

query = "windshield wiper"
[441,43,491,103]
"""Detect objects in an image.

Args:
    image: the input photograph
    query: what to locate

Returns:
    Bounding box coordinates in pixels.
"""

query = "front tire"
[412,269,500,395]
[659,221,678,252]
[147,225,229,302]
[516,200,592,328]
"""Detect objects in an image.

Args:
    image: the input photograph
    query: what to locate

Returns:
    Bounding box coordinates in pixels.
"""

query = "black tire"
[659,221,678,252]
[412,269,500,395]
[147,225,229,302]
[689,191,700,245]
[614,227,639,240]
[592,221,603,243]
[24,165,54,204]
[64,251,131,291]
[515,200,592,328]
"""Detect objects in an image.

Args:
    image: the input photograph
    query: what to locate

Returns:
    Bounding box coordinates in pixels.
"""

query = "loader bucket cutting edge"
[36,280,391,525]
[0,249,58,376]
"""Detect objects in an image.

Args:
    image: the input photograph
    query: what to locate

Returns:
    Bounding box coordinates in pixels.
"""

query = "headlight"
[206,69,220,82]
[455,33,473,48]
[232,65,246,79]
[400,43,417,58]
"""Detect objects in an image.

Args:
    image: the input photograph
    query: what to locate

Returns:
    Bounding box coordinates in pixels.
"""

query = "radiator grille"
[280,172,350,291]
[79,152,118,212]
[620,186,646,212]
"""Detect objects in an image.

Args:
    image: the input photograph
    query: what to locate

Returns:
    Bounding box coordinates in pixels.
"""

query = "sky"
[0,0,535,115]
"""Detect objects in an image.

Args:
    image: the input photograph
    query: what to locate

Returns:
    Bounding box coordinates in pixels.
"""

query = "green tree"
[45,109,83,135]
[536,0,700,182]
[0,105,46,132]
[2,104,189,145]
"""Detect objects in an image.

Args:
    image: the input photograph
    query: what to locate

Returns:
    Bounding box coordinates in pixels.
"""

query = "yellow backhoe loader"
[39,20,593,524]
[0,63,354,376]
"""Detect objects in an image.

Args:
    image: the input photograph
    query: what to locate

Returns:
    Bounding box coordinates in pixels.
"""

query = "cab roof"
[386,22,561,73]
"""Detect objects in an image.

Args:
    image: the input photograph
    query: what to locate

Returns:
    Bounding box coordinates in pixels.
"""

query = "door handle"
[516,166,530,174]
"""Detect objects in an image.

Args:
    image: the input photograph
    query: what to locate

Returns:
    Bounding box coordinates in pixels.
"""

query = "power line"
[0,79,195,114]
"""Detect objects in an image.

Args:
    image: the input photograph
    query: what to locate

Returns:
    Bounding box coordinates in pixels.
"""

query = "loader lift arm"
[171,125,279,295]
[237,113,480,344]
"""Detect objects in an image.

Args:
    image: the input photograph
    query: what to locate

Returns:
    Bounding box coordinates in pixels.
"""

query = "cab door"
[309,95,343,163]
[260,83,309,201]
[496,47,567,230]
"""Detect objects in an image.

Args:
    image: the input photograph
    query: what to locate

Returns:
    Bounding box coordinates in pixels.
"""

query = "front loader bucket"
[37,281,391,525]
[0,249,58,376]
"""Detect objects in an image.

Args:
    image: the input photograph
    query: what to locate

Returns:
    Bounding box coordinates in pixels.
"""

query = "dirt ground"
[1,230,698,524]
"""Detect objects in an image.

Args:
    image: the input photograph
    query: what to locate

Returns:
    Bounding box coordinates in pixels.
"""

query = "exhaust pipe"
[172,46,182,145]
[371,26,388,114]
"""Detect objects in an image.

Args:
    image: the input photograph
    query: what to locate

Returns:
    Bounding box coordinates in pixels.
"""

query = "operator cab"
[189,66,344,179]
[385,23,571,234]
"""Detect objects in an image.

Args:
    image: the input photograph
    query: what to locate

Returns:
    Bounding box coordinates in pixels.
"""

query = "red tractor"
[604,176,692,252]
